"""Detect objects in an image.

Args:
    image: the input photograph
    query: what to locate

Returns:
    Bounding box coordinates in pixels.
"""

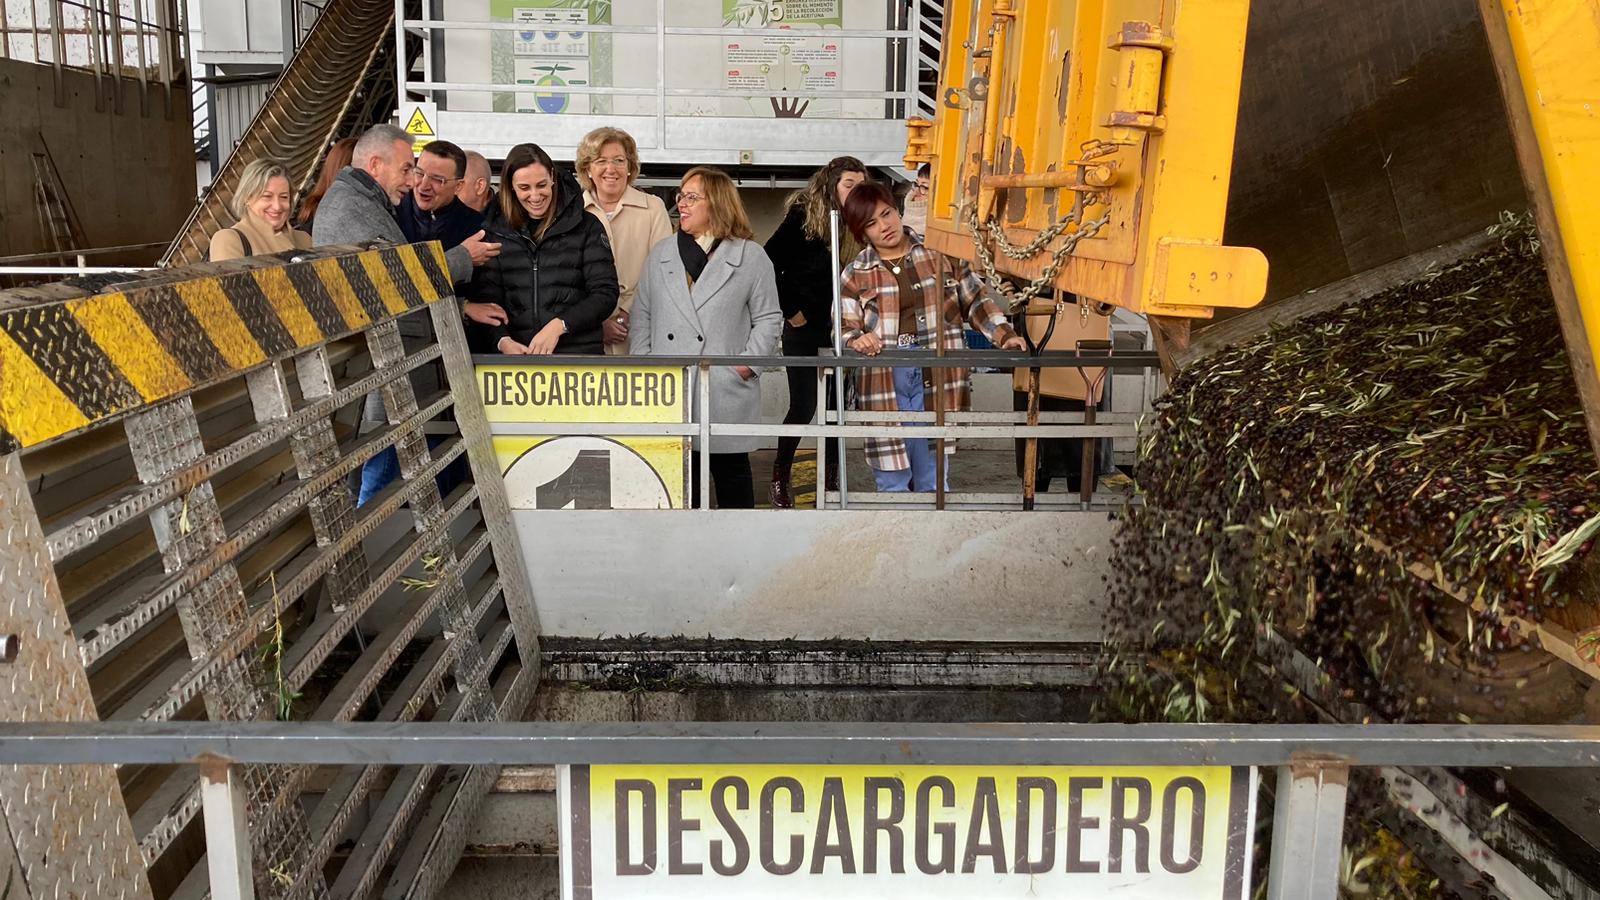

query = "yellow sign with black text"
[477,364,688,509]
[559,764,1256,899]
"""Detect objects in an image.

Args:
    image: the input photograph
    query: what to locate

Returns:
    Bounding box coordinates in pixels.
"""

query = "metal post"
[152,0,171,89]
[107,0,125,108]
[1079,399,1096,505]
[200,758,256,900]
[813,366,826,509]
[830,209,849,507]
[1266,760,1349,900]
[29,0,41,66]
[50,0,65,93]
[697,360,712,509]
[278,0,294,62]
[393,0,406,108]
[1022,365,1040,510]
[420,0,433,91]
[132,0,149,105]
[655,0,666,149]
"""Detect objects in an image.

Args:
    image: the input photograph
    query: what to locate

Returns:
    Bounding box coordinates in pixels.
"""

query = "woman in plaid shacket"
[838,182,1025,491]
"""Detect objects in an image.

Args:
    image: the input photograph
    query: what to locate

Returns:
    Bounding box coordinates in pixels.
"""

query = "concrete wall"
[514,509,1114,642]
[0,59,197,261]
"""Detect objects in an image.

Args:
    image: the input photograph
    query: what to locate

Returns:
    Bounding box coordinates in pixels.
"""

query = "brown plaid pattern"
[839,234,1016,470]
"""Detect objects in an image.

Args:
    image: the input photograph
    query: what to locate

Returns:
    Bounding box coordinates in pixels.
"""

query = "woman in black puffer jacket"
[466,143,618,355]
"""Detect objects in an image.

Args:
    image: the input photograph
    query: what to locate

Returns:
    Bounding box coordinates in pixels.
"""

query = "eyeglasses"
[415,171,459,188]
[591,157,630,170]
[675,191,705,207]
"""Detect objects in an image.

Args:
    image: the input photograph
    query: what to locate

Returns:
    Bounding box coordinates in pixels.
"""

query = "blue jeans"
[357,435,464,506]
[870,364,946,492]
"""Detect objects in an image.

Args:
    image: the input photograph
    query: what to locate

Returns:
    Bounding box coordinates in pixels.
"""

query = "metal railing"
[396,0,937,164]
[475,349,1153,512]
[0,720,1594,900]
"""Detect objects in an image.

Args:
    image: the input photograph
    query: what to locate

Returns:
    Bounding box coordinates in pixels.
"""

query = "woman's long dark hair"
[499,143,562,239]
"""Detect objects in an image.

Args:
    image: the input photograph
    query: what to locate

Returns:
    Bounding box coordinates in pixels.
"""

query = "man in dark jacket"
[466,161,618,356]
[399,140,487,258]
[458,150,496,214]
[312,125,499,281]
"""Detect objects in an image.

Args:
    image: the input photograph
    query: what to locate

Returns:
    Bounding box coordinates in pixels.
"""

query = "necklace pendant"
[891,264,902,275]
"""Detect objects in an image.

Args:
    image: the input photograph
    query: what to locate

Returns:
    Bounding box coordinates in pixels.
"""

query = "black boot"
[768,461,795,509]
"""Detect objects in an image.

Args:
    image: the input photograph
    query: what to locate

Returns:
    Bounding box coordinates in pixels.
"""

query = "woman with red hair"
[837,182,1025,492]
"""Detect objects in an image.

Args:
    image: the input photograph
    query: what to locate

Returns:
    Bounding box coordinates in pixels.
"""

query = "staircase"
[161,0,410,266]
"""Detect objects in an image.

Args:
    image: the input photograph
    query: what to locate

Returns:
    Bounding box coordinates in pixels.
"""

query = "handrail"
[473,349,1155,509]
[0,721,1595,767]
[470,350,1160,370]
[0,241,167,264]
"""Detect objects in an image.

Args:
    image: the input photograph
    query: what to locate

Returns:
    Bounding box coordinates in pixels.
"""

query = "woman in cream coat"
[577,127,673,355]
[209,158,313,260]
[631,166,782,508]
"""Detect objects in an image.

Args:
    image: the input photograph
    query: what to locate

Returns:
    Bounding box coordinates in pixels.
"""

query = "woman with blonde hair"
[631,167,782,508]
[761,155,867,506]
[576,126,673,354]
[209,157,313,260]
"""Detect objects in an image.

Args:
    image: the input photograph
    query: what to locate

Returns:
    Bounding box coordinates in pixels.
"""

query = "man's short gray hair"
[353,123,412,173]
[230,157,293,221]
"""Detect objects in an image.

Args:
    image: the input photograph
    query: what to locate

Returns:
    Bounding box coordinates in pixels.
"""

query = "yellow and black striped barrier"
[0,242,453,455]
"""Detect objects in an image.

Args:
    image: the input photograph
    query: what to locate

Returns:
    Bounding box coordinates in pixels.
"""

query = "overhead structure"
[912,0,1268,365]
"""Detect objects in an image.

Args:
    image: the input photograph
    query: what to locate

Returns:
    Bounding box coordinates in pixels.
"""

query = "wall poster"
[722,0,843,117]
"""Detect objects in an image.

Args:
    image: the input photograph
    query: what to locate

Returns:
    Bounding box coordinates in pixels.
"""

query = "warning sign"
[560,764,1257,900]
[397,102,438,154]
[477,363,689,509]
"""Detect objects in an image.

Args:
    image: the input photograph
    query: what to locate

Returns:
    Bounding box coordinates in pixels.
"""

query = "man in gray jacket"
[312,123,499,280]
[315,123,501,503]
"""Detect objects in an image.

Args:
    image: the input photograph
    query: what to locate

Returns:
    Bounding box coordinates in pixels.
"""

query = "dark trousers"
[776,325,841,471]
[1014,392,1089,493]
[691,452,755,509]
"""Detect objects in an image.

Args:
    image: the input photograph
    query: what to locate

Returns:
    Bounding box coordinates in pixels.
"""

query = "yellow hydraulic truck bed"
[910,0,1267,371]
[913,0,1600,463]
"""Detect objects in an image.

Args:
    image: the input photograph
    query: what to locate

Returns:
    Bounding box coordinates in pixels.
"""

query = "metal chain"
[966,199,1112,315]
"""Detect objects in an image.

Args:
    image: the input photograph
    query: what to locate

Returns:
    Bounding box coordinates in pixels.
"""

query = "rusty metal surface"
[0,453,154,900]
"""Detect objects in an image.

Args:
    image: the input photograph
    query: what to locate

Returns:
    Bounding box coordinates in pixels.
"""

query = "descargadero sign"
[559,764,1257,899]
[478,363,689,509]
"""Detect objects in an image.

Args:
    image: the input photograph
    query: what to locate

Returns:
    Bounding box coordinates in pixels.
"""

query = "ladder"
[31,137,87,258]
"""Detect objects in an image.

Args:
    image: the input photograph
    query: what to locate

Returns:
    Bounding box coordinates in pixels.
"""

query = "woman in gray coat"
[631,166,782,508]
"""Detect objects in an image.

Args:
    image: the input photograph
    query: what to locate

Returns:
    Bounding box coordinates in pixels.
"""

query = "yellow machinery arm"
[917,0,1600,460]
[911,0,1268,364]
[1478,0,1600,462]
